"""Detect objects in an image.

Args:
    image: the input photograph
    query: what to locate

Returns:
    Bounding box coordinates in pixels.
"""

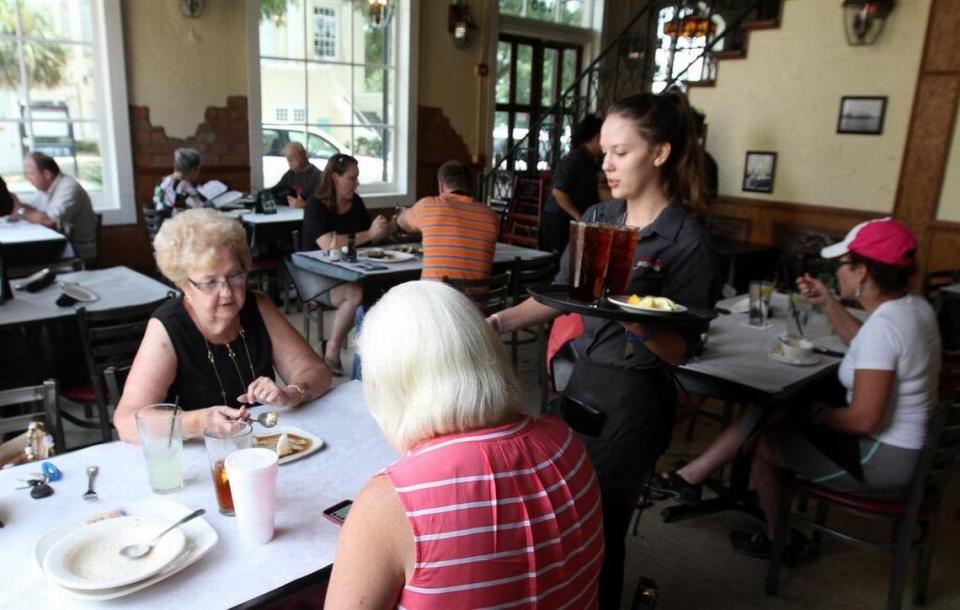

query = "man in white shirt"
[15,152,98,262]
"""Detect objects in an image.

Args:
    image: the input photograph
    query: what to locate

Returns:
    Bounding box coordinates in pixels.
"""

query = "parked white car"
[261,125,386,189]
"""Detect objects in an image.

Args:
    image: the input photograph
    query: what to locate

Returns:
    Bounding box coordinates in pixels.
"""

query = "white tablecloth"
[681,292,861,395]
[0,220,66,245]
[0,267,173,327]
[0,381,397,609]
[240,206,304,225]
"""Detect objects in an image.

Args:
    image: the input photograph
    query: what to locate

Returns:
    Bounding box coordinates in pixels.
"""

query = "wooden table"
[0,381,397,610]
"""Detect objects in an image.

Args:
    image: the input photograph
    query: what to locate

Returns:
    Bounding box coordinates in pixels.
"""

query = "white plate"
[34,498,218,601]
[769,347,821,366]
[357,249,416,263]
[254,425,325,465]
[608,295,688,313]
[58,282,99,302]
[43,516,185,591]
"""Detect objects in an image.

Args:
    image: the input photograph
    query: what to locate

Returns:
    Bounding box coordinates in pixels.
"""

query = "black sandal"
[647,471,702,505]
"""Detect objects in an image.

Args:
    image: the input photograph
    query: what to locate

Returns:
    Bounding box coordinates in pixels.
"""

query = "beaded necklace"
[205,326,257,405]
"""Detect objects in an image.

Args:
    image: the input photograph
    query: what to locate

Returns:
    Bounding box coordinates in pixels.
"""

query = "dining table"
[237,206,304,248]
[0,218,75,268]
[0,380,398,610]
[662,291,864,522]
[0,266,174,390]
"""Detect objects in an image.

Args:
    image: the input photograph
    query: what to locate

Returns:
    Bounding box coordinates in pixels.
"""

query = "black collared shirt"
[554,200,719,369]
[543,147,601,216]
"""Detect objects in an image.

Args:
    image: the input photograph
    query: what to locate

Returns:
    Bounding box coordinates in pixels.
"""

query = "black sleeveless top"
[152,292,274,410]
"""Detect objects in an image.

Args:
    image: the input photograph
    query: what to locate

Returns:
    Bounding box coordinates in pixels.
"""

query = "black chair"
[507,254,560,405]
[0,380,63,455]
[442,272,511,318]
[765,400,960,610]
[103,364,131,410]
[285,229,333,352]
[143,206,165,244]
[60,296,172,446]
[923,269,960,303]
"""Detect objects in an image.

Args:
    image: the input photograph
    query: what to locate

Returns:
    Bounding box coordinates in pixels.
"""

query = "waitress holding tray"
[489,90,719,609]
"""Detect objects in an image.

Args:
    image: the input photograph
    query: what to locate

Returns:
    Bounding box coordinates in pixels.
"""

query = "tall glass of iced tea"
[606,226,640,296]
[569,222,615,302]
[203,421,253,515]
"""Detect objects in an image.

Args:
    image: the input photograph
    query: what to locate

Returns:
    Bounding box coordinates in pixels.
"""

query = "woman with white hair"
[113,209,331,443]
[153,147,207,216]
[324,281,603,610]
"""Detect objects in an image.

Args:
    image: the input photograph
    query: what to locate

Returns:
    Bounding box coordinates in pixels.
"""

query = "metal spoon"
[120,509,205,560]
[82,466,98,501]
[228,410,278,427]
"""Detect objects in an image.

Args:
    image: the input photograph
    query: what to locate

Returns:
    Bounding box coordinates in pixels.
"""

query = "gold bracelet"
[286,383,305,406]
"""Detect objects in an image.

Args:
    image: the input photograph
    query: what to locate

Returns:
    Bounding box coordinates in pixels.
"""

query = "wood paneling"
[416,106,471,200]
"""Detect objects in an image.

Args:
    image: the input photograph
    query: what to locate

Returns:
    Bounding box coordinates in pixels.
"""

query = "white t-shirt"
[838,294,941,449]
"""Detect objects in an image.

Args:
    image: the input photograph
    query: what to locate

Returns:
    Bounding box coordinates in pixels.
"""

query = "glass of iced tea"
[203,420,253,515]
[606,226,640,296]
[569,222,615,302]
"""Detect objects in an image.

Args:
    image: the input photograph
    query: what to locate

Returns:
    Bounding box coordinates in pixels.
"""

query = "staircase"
[480,0,785,206]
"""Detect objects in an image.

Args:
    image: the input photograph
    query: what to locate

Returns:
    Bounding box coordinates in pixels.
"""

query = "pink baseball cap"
[820,218,917,266]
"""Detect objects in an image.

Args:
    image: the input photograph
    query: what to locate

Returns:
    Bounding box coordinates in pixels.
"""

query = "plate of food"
[253,425,324,465]
[392,245,424,256]
[358,248,416,263]
[608,294,688,313]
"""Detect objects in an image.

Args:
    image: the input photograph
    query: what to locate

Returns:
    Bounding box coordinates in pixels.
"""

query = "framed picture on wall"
[742,151,777,194]
[837,96,887,135]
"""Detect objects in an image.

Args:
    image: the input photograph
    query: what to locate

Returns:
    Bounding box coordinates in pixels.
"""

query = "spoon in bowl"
[120,509,205,560]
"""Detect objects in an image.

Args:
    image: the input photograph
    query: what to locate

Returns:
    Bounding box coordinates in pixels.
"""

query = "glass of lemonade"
[204,420,253,515]
[135,404,184,494]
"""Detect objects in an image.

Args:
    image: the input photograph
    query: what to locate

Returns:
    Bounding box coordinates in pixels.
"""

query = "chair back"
[103,365,132,409]
[291,229,302,253]
[500,174,549,248]
[905,400,960,524]
[76,295,172,438]
[511,253,559,306]
[143,206,165,244]
[923,269,960,303]
[442,272,511,317]
[0,380,63,456]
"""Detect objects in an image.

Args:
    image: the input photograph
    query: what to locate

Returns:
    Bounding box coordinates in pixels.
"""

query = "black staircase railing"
[479,0,770,205]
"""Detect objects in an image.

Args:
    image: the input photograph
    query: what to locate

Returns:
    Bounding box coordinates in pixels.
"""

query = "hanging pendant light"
[842,0,895,46]
[369,0,389,26]
[663,3,716,40]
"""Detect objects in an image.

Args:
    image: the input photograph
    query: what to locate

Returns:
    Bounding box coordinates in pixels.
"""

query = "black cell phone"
[323,499,353,526]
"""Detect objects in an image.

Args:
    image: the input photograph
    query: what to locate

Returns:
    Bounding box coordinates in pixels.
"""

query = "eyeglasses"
[187,269,247,294]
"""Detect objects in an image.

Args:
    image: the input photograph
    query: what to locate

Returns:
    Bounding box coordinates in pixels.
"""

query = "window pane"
[260,59,306,125]
[541,48,557,107]
[312,6,338,60]
[493,111,509,165]
[306,62,353,125]
[560,0,584,26]
[9,0,93,42]
[514,112,529,171]
[561,49,576,93]
[72,120,100,192]
[527,0,557,21]
[26,42,97,121]
[259,0,306,60]
[355,67,392,126]
[353,126,390,184]
[515,44,532,105]
[0,121,25,184]
[354,5,394,66]
[498,0,525,17]
[495,41,511,104]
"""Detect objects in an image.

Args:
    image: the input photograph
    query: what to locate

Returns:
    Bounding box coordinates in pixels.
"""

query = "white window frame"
[246,0,418,208]
[312,6,338,60]
[4,0,135,225]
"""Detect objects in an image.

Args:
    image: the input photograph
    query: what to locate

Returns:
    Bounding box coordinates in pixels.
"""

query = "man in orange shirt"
[397,160,499,281]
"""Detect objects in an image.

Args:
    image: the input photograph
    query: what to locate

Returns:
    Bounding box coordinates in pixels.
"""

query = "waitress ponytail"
[607,89,707,210]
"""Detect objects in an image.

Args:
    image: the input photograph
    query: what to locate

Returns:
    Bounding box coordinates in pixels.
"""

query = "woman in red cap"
[651,218,942,558]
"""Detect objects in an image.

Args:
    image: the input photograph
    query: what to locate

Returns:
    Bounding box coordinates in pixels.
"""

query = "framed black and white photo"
[837,96,887,135]
[742,151,777,194]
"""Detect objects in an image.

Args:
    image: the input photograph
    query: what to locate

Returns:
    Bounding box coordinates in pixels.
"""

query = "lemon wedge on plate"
[627,295,679,311]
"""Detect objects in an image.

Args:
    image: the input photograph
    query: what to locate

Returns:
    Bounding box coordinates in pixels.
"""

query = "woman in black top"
[489,91,718,610]
[113,209,331,443]
[0,176,20,217]
[539,115,604,253]
[299,154,388,375]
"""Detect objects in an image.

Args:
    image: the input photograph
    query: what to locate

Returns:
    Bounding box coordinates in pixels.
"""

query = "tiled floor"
[63,305,960,609]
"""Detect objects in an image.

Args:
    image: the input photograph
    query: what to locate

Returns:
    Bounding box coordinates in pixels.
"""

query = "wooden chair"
[61,296,172,446]
[765,400,960,610]
[442,272,511,318]
[0,380,64,456]
[500,173,550,248]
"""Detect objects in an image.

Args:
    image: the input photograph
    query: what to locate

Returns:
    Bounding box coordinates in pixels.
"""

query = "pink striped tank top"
[384,415,604,609]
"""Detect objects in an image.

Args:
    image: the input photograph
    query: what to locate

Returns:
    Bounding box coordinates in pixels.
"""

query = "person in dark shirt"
[0,176,18,217]
[488,90,718,610]
[268,142,322,209]
[539,115,604,253]
[299,154,388,375]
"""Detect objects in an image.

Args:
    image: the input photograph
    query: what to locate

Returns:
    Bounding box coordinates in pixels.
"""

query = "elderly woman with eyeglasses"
[298,153,388,375]
[113,209,331,444]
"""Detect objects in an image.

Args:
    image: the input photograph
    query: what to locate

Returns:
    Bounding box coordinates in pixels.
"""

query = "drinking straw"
[167,396,180,448]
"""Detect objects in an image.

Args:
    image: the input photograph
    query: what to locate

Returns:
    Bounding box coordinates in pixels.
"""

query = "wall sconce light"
[448,1,477,49]
[369,0,389,26]
[843,0,895,45]
[180,0,203,18]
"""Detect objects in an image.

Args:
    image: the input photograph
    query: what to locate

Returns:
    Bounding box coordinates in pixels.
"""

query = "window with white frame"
[498,0,594,28]
[0,0,134,223]
[651,4,725,93]
[275,107,288,121]
[312,6,337,59]
[256,0,409,196]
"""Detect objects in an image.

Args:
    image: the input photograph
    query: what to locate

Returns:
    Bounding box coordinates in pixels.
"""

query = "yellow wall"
[937,108,960,222]
[417,0,496,158]
[121,0,248,138]
[690,0,931,212]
